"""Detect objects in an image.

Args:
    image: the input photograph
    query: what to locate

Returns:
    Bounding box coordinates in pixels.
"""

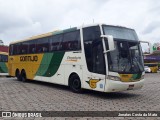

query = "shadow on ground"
[12,78,141,99]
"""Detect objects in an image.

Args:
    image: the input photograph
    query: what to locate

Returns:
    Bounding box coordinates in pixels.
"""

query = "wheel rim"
[72,79,80,90]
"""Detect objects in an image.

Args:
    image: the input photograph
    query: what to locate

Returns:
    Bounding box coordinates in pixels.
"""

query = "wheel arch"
[68,72,82,87]
[15,68,20,77]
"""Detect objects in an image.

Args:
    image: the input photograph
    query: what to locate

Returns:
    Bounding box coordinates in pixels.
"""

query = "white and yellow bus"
[144,62,158,73]
[0,52,8,76]
[9,24,147,92]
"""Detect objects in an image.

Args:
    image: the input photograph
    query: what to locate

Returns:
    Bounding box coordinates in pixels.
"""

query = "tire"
[69,74,82,93]
[21,70,27,82]
[15,70,21,81]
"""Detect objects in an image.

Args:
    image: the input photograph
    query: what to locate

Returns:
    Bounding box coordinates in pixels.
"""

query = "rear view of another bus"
[144,63,158,73]
[0,52,8,76]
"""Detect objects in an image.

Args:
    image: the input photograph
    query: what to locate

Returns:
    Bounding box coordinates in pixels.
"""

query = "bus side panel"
[62,51,106,92]
[150,66,158,73]
[51,64,65,85]
[60,52,83,86]
[82,66,106,92]
[9,54,44,79]
[9,56,19,76]
[34,65,65,84]
[34,52,65,84]
[0,62,8,73]
[0,62,8,76]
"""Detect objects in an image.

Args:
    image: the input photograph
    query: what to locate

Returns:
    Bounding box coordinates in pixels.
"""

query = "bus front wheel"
[69,74,82,93]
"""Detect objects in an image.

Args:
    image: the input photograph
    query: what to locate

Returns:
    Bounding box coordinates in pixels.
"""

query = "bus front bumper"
[105,79,145,92]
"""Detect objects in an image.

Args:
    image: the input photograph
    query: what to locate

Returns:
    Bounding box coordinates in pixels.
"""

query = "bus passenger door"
[90,41,106,92]
[83,40,106,92]
[83,26,106,92]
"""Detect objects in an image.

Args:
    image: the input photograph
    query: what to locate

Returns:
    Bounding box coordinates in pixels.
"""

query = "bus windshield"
[0,54,8,62]
[103,26,144,74]
[103,25,138,40]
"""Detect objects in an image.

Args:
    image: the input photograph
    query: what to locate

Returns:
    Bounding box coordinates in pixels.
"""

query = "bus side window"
[83,26,106,74]
[62,30,81,51]
[20,42,29,54]
[32,48,36,53]
[28,40,36,54]
[49,35,63,52]
[36,38,49,53]
[12,44,19,55]
[9,45,13,55]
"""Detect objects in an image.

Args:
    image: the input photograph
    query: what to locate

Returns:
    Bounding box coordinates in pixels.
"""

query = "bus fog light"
[107,76,120,81]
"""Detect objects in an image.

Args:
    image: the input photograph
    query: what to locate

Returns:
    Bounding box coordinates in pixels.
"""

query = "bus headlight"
[107,75,121,81]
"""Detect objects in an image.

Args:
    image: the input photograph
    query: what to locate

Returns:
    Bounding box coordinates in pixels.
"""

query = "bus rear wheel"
[15,69,21,81]
[69,74,82,93]
[21,70,27,82]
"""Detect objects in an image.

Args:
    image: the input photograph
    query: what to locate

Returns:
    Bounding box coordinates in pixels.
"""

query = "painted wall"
[0,45,8,52]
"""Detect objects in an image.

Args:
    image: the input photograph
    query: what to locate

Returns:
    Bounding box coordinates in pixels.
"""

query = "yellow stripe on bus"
[9,54,44,79]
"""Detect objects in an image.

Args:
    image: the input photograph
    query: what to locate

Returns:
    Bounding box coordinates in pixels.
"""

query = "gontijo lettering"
[20,56,38,62]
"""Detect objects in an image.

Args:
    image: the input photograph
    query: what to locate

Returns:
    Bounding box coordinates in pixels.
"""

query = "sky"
[0,0,160,46]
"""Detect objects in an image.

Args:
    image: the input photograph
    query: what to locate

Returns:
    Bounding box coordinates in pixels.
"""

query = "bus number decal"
[86,79,101,89]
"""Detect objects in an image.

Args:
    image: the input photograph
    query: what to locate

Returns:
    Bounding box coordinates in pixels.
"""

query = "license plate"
[127,84,134,90]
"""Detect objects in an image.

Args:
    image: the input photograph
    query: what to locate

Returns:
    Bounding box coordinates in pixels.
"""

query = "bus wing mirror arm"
[139,40,153,54]
[101,35,115,53]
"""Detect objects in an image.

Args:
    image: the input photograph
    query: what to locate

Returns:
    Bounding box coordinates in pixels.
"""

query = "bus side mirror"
[139,40,153,55]
[101,35,115,53]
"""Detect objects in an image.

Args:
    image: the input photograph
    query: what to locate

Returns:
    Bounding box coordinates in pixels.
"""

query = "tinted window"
[28,40,36,54]
[9,45,13,55]
[12,43,20,55]
[36,37,49,53]
[19,42,29,54]
[83,26,106,74]
[61,30,81,51]
[9,30,81,55]
[49,34,63,51]
[0,55,8,62]
[92,41,106,74]
[103,25,139,40]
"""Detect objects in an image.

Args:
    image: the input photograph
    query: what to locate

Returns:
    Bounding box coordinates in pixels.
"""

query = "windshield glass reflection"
[107,40,144,73]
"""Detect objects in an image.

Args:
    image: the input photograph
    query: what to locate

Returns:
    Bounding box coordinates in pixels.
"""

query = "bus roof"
[10,27,77,44]
[10,23,133,45]
[0,52,8,55]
